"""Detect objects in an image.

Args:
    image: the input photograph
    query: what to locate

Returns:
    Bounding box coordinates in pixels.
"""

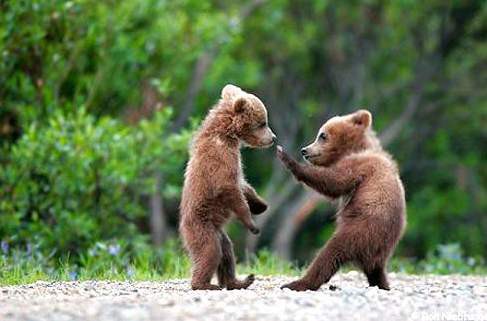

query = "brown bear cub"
[180,84,276,290]
[277,109,406,291]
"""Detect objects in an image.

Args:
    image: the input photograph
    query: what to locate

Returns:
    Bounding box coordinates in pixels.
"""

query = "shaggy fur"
[180,84,276,290]
[277,110,406,291]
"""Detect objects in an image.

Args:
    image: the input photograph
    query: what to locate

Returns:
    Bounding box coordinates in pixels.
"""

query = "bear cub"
[277,109,406,291]
[180,84,276,290]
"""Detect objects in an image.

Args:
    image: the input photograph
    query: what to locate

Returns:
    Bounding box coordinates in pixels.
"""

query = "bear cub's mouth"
[261,141,275,148]
[303,154,320,162]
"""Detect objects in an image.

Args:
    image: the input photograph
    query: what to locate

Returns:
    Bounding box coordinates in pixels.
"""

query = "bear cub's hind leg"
[217,231,255,290]
[189,229,222,291]
[364,265,390,290]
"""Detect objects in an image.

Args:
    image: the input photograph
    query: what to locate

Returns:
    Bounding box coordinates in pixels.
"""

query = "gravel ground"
[1,272,486,321]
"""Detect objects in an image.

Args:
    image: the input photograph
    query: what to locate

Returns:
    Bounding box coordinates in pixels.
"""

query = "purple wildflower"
[26,243,32,255]
[108,244,121,256]
[1,241,8,255]
[126,266,135,278]
[69,271,78,281]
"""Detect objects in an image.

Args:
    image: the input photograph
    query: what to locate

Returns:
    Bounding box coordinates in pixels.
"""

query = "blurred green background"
[0,0,486,280]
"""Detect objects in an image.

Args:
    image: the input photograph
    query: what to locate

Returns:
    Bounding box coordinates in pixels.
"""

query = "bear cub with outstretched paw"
[180,84,276,290]
[277,109,406,291]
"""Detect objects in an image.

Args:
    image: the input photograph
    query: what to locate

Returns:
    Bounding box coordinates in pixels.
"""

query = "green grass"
[0,239,188,285]
[0,240,301,286]
[0,242,485,286]
[238,250,301,277]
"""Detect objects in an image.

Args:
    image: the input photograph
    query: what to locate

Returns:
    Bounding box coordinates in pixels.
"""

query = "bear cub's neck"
[194,103,242,151]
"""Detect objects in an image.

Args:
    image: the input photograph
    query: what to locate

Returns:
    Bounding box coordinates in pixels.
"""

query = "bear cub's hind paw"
[191,284,222,291]
[227,274,255,290]
[281,279,319,292]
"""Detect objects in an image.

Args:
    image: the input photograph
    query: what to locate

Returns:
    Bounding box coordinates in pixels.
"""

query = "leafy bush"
[0,108,191,259]
[0,0,231,126]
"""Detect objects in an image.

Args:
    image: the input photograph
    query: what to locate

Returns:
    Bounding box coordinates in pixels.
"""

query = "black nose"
[301,148,308,156]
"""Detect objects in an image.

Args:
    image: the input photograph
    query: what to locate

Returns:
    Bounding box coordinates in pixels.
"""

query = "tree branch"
[172,0,268,131]
[379,54,441,146]
[245,175,298,255]
[149,173,168,246]
[379,83,423,147]
[172,51,215,130]
[271,190,322,260]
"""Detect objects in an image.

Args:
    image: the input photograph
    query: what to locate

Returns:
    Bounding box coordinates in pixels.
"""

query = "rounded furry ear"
[221,84,242,100]
[233,97,248,113]
[351,109,372,128]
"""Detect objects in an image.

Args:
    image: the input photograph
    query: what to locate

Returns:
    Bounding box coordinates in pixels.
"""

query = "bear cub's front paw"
[248,200,268,215]
[276,145,295,169]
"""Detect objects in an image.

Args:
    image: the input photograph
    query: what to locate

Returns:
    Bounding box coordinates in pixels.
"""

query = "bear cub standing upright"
[180,84,276,290]
[277,109,406,291]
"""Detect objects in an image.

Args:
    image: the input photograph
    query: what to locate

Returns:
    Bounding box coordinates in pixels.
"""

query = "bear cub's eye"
[319,132,327,141]
[258,122,267,128]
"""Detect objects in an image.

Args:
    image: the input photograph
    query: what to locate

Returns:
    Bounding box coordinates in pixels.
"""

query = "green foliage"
[0,0,486,278]
[0,0,243,125]
[391,243,486,275]
[0,108,191,259]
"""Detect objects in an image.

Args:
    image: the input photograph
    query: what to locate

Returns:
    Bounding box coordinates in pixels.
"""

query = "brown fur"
[277,110,406,291]
[180,84,276,290]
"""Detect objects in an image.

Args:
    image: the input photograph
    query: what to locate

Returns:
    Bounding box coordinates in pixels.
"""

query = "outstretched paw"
[276,145,286,160]
[276,145,296,170]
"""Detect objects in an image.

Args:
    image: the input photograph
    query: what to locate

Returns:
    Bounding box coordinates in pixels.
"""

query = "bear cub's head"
[301,109,379,166]
[220,84,276,148]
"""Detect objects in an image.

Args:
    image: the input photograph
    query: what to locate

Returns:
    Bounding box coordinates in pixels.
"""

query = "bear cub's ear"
[351,109,372,128]
[221,84,243,100]
[233,97,249,114]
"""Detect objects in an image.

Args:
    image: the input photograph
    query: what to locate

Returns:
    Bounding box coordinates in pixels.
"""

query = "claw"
[250,226,260,235]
